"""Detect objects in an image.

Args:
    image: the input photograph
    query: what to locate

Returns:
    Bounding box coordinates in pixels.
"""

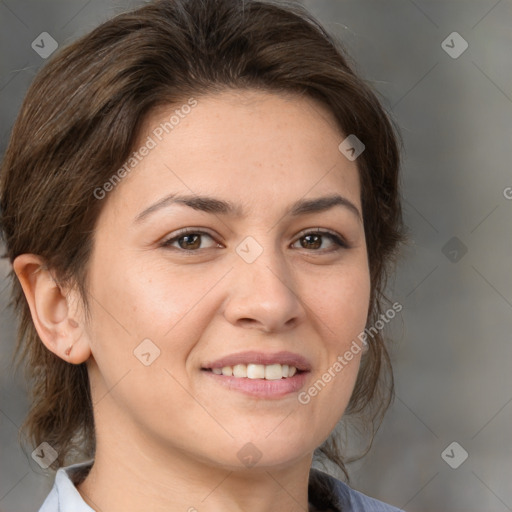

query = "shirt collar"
[39,461,350,512]
[38,460,95,512]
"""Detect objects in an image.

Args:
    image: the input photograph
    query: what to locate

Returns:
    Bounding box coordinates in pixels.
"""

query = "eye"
[160,228,222,251]
[160,227,349,253]
[291,229,349,252]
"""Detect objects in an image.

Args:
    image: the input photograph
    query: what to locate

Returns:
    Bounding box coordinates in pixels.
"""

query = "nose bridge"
[223,233,304,331]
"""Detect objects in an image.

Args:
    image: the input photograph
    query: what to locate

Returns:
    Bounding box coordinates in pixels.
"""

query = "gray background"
[1,0,511,511]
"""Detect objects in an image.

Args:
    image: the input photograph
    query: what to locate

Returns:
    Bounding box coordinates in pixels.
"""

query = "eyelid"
[165,227,218,239]
[292,228,350,250]
[160,227,350,252]
[160,227,222,248]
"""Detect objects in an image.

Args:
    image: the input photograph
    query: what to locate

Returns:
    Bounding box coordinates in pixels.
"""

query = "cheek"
[83,259,212,426]
[304,263,370,407]
[85,256,227,370]
[123,262,228,344]
[91,258,174,334]
[311,262,371,348]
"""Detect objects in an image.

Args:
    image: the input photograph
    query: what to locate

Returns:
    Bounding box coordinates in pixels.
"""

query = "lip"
[201,351,311,399]
[201,350,312,372]
[203,371,309,399]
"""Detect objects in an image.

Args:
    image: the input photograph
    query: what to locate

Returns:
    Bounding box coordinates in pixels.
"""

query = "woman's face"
[81,90,370,470]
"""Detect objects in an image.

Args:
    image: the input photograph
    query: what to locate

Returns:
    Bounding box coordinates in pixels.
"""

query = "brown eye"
[300,234,322,250]
[177,234,202,250]
[161,229,220,251]
[293,230,348,252]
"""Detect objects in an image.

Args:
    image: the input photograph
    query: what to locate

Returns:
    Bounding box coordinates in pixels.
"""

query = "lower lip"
[203,370,309,399]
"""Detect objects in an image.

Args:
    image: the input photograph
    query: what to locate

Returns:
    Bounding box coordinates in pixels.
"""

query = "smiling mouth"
[203,363,303,380]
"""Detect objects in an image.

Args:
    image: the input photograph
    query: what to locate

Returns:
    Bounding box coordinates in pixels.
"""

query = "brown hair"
[0,0,405,479]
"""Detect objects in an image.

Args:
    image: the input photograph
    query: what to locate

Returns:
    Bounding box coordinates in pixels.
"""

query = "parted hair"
[0,0,405,479]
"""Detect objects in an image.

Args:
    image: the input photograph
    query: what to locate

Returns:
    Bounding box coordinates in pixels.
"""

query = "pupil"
[303,234,321,249]
[180,234,200,249]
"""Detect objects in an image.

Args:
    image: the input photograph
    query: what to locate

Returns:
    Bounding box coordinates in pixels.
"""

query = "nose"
[222,240,306,334]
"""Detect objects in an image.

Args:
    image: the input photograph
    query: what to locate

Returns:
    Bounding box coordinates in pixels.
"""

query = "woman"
[0,0,406,510]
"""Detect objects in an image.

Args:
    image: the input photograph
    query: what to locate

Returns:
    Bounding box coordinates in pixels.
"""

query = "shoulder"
[38,460,95,512]
[309,467,404,512]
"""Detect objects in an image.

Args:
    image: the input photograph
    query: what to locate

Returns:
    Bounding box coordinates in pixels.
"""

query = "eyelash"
[160,227,350,254]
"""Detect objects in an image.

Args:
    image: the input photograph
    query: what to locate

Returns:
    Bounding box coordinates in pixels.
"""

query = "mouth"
[201,351,311,398]
[203,363,303,380]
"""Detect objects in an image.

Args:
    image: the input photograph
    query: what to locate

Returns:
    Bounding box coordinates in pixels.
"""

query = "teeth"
[221,366,232,376]
[211,363,299,379]
[233,364,247,378]
[247,364,265,379]
[265,364,282,380]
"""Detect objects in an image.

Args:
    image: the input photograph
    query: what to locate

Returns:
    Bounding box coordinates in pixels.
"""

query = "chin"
[207,434,316,472]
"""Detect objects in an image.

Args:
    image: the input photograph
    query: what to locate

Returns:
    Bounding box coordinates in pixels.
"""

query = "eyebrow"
[134,193,362,223]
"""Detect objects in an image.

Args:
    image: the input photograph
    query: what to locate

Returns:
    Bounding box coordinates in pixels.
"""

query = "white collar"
[38,460,399,512]
[38,460,94,512]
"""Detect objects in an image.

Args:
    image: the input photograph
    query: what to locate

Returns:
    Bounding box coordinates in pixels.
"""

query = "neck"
[77,412,314,512]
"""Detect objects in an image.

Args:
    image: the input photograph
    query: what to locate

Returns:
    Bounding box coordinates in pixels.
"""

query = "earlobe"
[12,254,91,364]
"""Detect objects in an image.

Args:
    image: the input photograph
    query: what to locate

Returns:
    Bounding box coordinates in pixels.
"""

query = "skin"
[14,90,370,512]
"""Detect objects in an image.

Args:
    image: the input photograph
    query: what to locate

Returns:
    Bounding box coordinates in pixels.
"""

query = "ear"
[12,254,91,364]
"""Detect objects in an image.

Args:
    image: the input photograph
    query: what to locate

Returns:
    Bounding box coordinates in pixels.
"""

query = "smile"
[210,363,298,380]
[201,351,311,398]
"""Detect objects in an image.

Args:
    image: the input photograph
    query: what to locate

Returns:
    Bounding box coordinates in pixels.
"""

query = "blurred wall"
[1,1,511,511]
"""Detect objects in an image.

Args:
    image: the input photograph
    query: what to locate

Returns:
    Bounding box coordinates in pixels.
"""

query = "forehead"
[101,89,362,224]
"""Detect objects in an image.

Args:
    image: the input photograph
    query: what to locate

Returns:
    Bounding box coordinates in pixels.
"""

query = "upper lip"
[202,351,312,372]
